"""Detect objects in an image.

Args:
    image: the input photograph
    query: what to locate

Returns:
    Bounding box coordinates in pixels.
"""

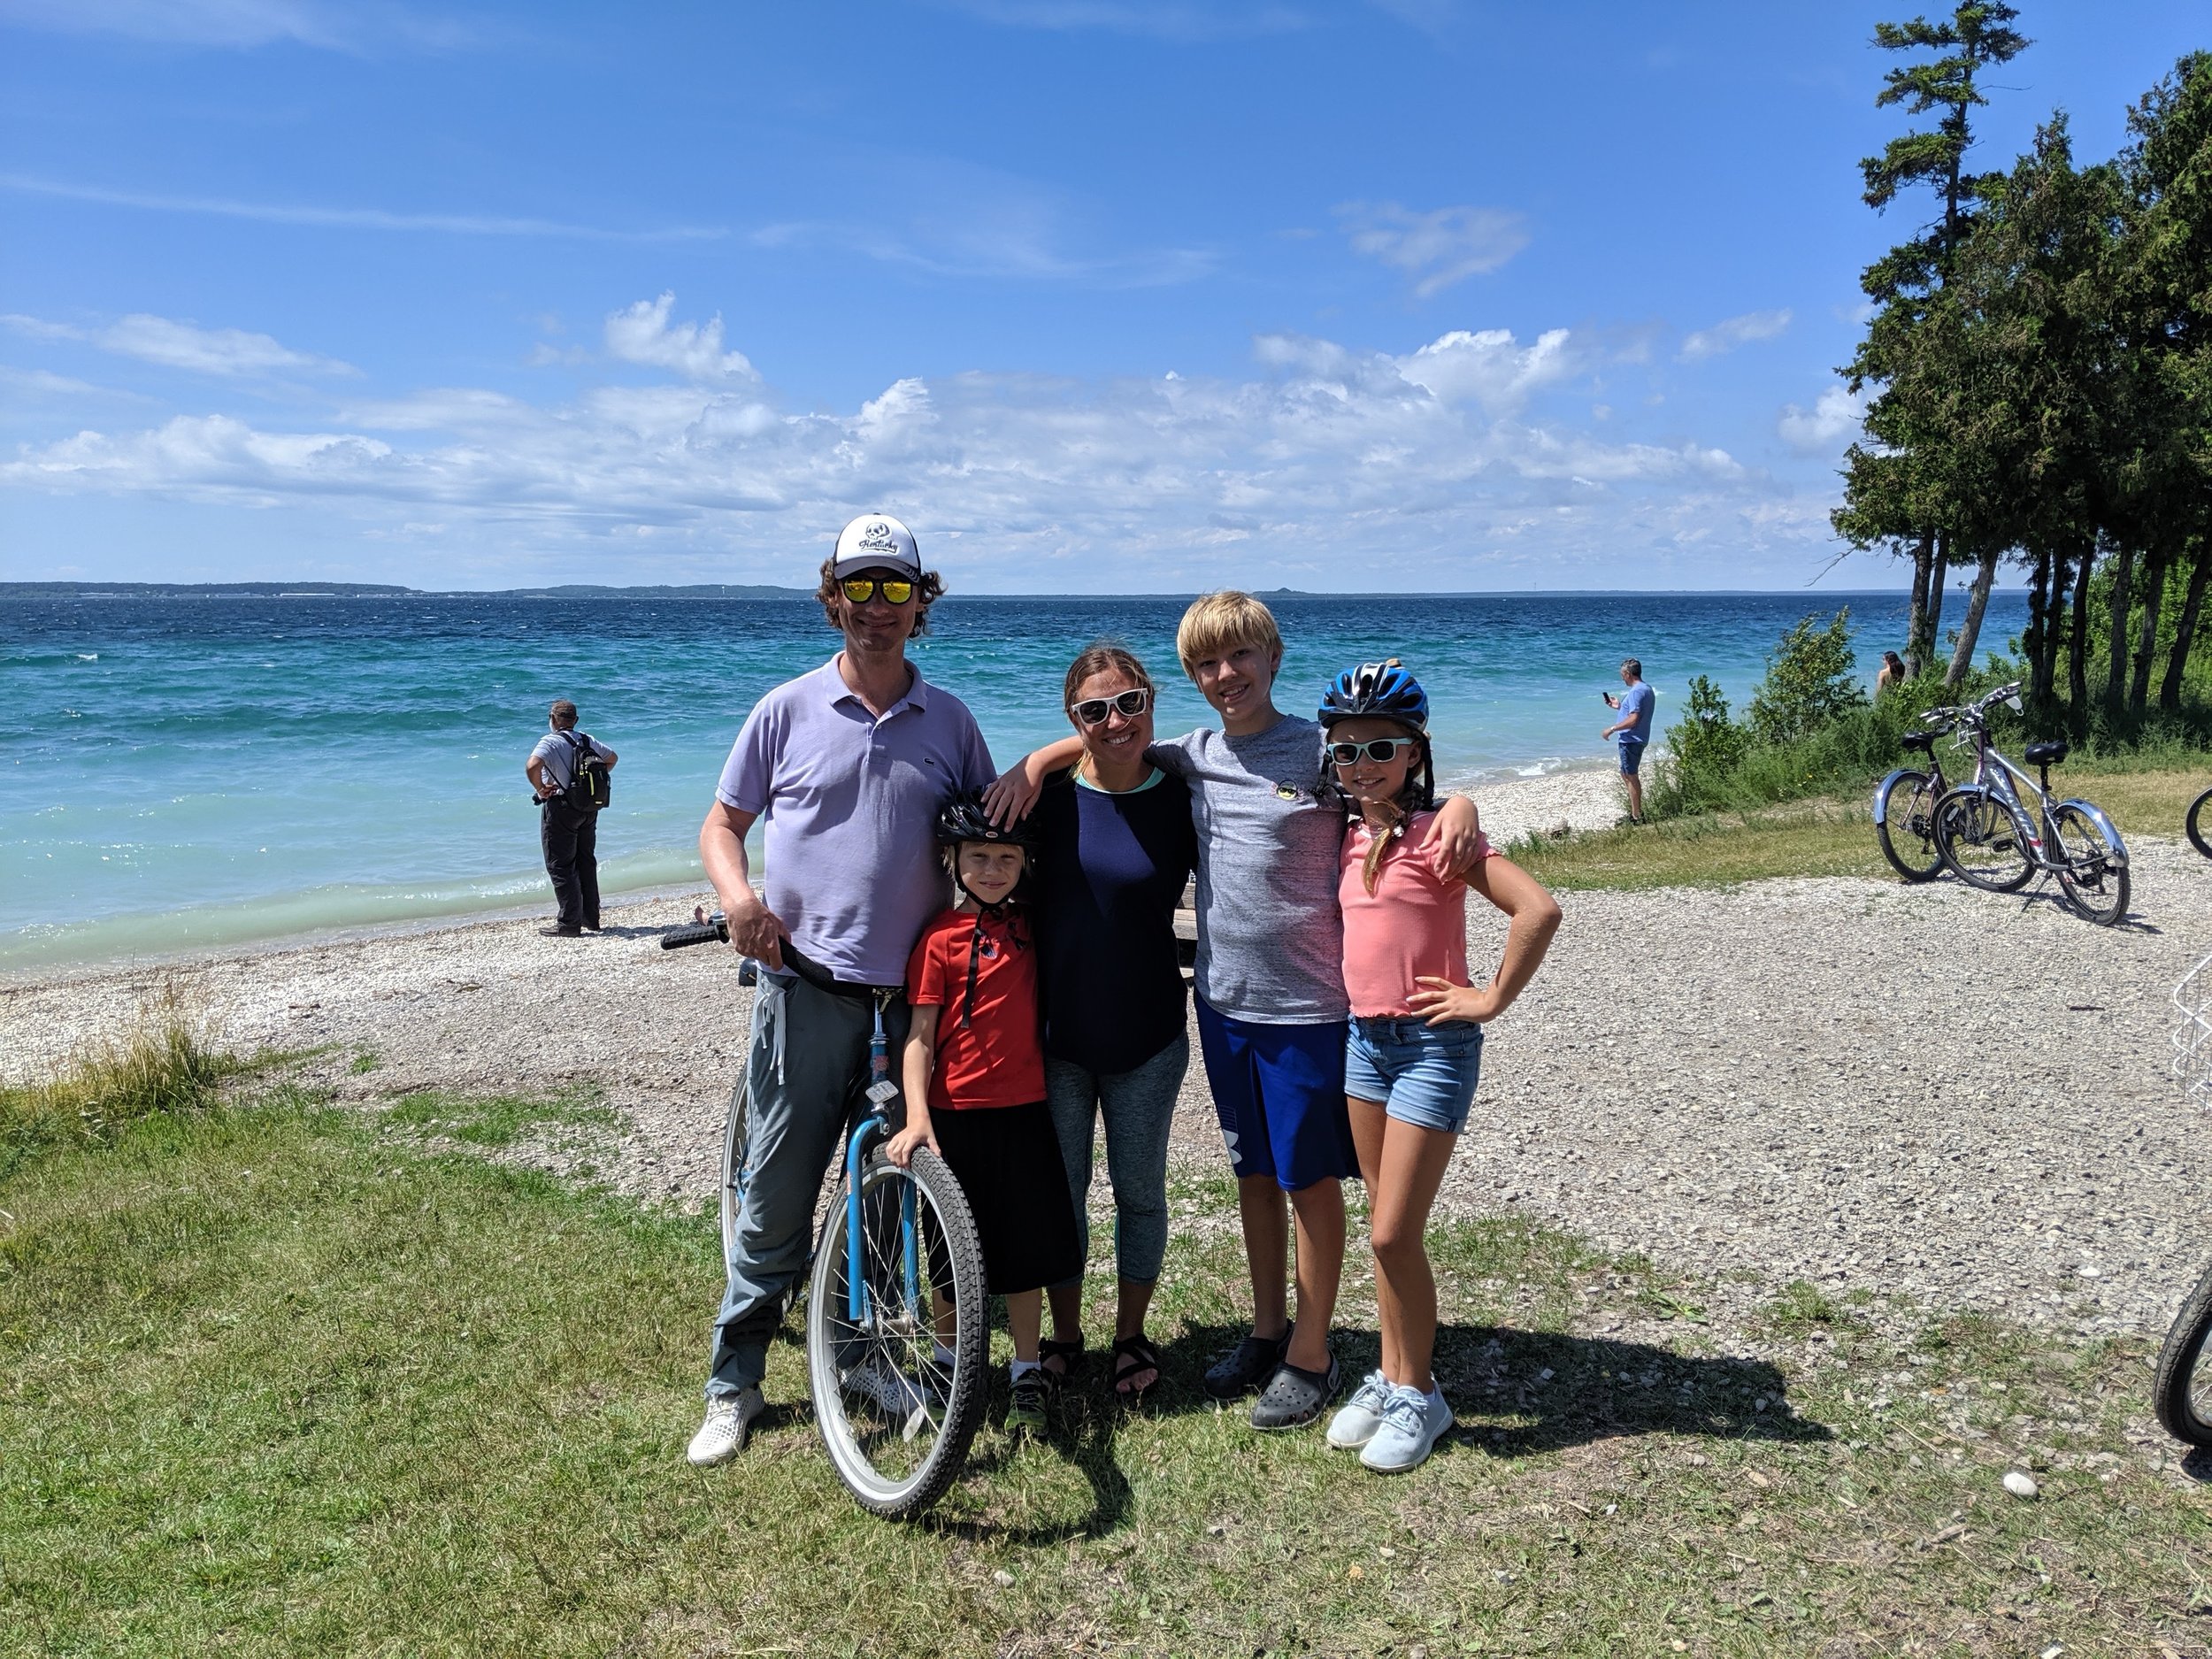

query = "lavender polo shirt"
[716,657,995,987]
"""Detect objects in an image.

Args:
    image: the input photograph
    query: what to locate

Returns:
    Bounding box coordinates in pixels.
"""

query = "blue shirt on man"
[1617,681,1655,745]
[716,657,995,986]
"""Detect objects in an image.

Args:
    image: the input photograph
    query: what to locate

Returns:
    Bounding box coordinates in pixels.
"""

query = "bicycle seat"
[2024,740,2069,766]
[1901,730,1937,751]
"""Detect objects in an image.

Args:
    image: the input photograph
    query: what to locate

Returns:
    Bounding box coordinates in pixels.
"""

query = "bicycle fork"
[843,991,924,1329]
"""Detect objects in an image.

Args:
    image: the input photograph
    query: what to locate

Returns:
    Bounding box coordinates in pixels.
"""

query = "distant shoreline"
[6,580,1991,601]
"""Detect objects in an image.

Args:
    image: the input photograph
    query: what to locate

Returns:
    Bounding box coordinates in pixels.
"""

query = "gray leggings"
[1043,1033,1189,1288]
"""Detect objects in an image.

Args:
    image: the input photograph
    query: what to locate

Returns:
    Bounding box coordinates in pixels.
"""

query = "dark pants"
[540,798,600,930]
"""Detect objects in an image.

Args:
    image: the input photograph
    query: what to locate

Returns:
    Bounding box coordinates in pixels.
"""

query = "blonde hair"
[1175,591,1282,678]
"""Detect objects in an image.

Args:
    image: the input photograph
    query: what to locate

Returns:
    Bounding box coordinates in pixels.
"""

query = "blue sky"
[0,1,2201,592]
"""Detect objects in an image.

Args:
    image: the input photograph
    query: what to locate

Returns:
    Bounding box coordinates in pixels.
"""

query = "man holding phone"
[1601,657,1654,824]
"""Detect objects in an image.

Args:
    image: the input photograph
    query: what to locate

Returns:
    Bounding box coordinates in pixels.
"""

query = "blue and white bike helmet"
[1317,658,1430,733]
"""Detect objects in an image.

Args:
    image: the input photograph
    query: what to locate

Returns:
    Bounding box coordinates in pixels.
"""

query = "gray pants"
[1043,1033,1189,1288]
[706,971,910,1401]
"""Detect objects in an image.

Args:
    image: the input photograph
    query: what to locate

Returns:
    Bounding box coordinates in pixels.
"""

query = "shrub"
[1655,674,1748,813]
[1747,609,1867,746]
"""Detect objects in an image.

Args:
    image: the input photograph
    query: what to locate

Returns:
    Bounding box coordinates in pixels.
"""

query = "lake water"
[4,588,2025,973]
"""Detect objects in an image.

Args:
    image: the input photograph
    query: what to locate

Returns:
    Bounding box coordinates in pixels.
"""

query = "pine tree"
[1834,4,2030,677]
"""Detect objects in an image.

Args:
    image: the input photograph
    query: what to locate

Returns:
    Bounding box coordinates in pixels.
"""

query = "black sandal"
[1039,1336,1085,1383]
[1110,1333,1163,1399]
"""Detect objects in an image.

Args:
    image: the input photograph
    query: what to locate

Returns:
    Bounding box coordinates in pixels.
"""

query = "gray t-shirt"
[1153,715,1347,1025]
[530,729,614,791]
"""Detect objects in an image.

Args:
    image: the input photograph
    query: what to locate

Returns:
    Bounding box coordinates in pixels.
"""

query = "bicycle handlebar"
[661,917,728,950]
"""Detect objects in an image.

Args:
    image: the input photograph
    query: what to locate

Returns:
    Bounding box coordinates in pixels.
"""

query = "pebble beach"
[8,764,2206,1340]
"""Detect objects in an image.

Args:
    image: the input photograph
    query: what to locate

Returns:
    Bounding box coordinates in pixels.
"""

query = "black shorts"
[930,1101,1084,1295]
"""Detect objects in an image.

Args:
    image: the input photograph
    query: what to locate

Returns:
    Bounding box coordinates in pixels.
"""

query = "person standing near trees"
[526,700,616,937]
[1876,650,1908,696]
[1601,658,1654,825]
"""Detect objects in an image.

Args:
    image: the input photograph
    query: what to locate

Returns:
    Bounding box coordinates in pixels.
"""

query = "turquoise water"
[5,589,2025,973]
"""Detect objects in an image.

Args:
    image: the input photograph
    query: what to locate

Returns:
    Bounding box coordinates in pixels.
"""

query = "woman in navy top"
[1030,643,1197,1398]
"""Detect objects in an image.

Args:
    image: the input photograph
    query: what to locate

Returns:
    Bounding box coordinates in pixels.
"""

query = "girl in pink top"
[1317,660,1562,1473]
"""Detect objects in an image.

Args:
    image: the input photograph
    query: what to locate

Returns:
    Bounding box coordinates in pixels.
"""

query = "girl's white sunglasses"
[1328,737,1419,765]
[1070,688,1150,726]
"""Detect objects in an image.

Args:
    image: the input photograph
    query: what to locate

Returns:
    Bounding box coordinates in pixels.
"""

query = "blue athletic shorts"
[1345,1017,1483,1133]
[1193,994,1356,1192]
[1617,737,1647,776]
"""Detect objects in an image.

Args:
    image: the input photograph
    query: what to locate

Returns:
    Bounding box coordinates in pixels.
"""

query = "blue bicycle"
[664,915,989,1518]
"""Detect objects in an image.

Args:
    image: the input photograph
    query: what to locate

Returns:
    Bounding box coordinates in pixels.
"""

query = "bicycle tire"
[2049,803,2130,926]
[1875,769,1944,882]
[2154,1256,2212,1448]
[1932,786,2036,894]
[2188,787,2212,860]
[718,1071,749,1274]
[807,1145,989,1519]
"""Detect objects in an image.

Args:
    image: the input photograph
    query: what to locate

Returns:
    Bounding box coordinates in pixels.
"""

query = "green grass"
[0,985,246,1182]
[1517,764,2208,893]
[4,1086,2205,1656]
[383,1087,618,1148]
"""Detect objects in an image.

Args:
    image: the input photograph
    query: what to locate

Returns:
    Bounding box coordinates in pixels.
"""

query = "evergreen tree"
[1834,4,2030,676]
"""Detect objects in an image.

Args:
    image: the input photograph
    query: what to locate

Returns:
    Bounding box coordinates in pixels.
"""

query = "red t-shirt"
[904,905,1048,1112]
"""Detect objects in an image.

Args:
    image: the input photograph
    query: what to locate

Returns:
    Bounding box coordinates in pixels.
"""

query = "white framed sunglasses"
[1328,736,1420,766]
[1070,687,1150,726]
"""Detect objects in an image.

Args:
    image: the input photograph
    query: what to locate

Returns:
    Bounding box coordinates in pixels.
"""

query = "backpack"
[562,731,612,810]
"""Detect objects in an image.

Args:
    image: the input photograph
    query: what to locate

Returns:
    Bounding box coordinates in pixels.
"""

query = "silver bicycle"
[2156,951,2212,1448]
[1930,680,2131,926]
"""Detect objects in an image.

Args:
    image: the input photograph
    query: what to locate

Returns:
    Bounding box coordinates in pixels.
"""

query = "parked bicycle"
[2185,786,2212,860]
[1872,704,1965,882]
[1929,681,2131,926]
[662,912,989,1519]
[2156,949,2212,1448]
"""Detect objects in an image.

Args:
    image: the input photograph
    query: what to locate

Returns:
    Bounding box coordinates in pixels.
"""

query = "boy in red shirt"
[887,795,1084,1432]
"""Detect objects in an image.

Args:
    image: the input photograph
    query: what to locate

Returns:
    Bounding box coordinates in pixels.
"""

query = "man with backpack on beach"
[526,699,617,937]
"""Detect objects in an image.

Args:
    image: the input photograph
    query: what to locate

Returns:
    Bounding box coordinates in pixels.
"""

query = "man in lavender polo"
[687,513,995,1468]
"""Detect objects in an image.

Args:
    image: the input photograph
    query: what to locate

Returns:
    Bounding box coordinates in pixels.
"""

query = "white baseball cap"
[831,513,921,579]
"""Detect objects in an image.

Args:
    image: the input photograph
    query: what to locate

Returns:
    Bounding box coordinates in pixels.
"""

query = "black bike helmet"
[1317,657,1430,733]
[934,791,1039,852]
[933,790,1036,1027]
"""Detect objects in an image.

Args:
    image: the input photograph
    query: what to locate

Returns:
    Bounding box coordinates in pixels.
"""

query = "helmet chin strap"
[951,864,1018,1027]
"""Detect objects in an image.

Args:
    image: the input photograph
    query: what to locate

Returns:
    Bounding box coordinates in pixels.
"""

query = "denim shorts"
[1344,1017,1484,1133]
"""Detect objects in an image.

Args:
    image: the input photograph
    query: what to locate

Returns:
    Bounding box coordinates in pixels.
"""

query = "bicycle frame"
[841,989,926,1330]
[1957,716,2130,879]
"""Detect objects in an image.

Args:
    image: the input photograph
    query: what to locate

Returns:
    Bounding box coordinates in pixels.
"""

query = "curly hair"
[814,557,947,637]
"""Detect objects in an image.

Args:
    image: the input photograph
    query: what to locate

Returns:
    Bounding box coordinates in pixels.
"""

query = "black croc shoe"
[1202,1329,1290,1401]
[1249,1353,1341,1431]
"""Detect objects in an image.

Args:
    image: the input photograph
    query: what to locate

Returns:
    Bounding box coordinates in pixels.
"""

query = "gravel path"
[7,768,2203,1338]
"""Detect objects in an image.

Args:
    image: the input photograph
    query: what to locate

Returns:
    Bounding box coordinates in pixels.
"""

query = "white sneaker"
[845,1356,933,1419]
[687,1387,764,1467]
[1326,1369,1394,1450]
[1360,1383,1454,1474]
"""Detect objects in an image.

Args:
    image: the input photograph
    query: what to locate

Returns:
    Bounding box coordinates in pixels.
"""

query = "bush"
[1747,610,1867,746]
[1656,675,1748,813]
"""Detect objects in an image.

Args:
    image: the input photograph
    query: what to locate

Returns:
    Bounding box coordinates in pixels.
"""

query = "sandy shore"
[9,763,2204,1338]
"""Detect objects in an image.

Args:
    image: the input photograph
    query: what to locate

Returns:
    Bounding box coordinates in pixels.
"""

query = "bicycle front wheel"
[1933,787,2036,893]
[807,1145,989,1519]
[2049,803,2129,926]
[1875,769,1943,882]
[2187,787,2212,860]
[2154,1257,2212,1448]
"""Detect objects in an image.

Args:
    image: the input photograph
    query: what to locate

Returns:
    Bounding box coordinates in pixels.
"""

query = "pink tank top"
[1339,810,1489,1018]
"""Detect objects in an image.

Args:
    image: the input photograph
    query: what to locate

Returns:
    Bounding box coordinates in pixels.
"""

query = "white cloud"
[1778,384,1865,454]
[0,0,471,50]
[0,314,1829,587]
[1678,308,1792,362]
[603,294,757,383]
[0,174,722,242]
[1337,202,1530,297]
[4,310,354,377]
